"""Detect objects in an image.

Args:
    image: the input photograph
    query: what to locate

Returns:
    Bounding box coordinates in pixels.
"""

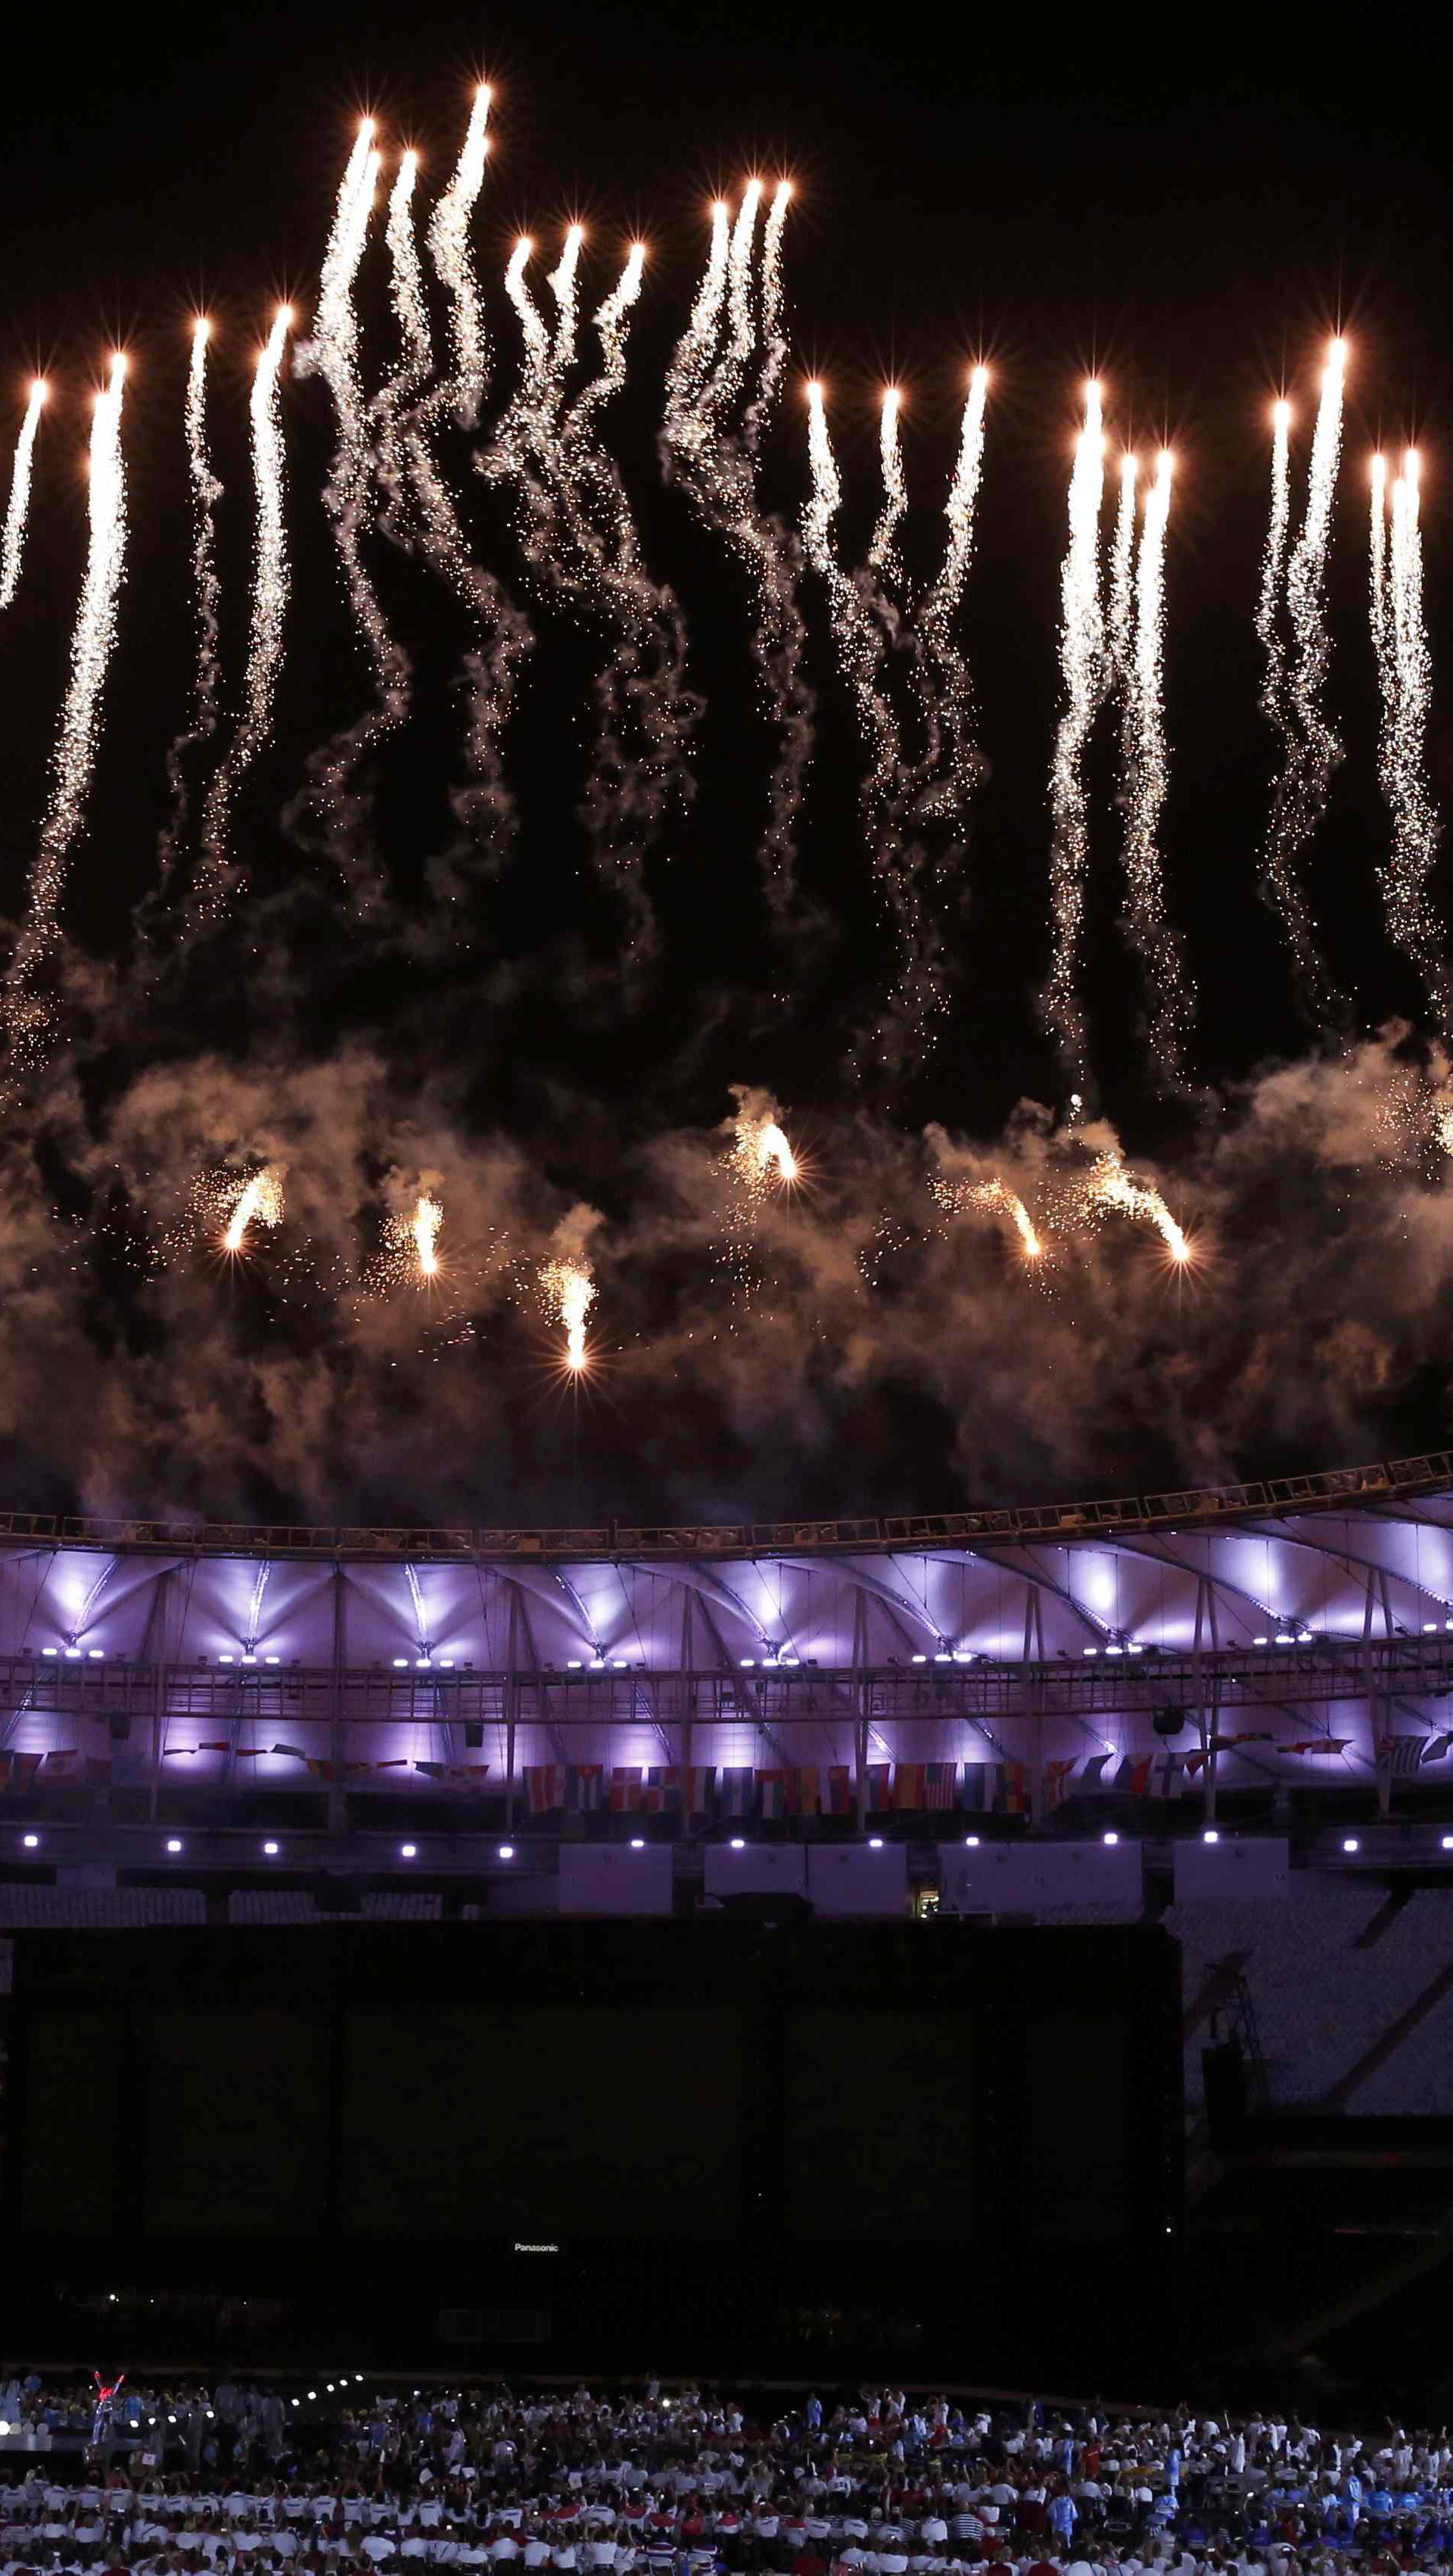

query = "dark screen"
[1022,2011,1129,2243]
[144,2011,330,2233]
[339,2004,744,2237]
[20,2007,125,2233]
[783,2006,973,2241]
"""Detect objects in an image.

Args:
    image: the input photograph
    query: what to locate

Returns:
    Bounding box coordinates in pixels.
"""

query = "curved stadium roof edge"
[3,1450,1453,1565]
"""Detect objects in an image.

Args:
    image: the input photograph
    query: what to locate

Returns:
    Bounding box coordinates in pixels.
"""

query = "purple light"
[400,1842,418,1859]
[629,1837,646,1850]
[730,1837,745,1850]
[498,1844,515,1860]
[166,1838,182,1854]
[1103,1830,1120,1846]
[869,1836,884,1850]
[263,1839,280,1857]
[22,1832,39,1850]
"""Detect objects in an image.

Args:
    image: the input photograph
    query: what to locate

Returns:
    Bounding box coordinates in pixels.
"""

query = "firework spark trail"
[661,186,814,917]
[910,364,990,846]
[804,379,943,1070]
[2,354,127,1082]
[0,379,47,612]
[1042,380,1107,1092]
[1372,450,1449,1025]
[222,1164,285,1253]
[291,129,415,900]
[1085,1146,1189,1263]
[1119,450,1195,1089]
[375,152,433,537]
[1260,352,1347,1019]
[425,85,491,428]
[1108,452,1137,681]
[868,388,907,590]
[154,323,224,889]
[559,243,702,924]
[193,307,291,920]
[547,223,586,376]
[406,92,530,877]
[965,1177,1044,1261]
[730,1085,800,1189]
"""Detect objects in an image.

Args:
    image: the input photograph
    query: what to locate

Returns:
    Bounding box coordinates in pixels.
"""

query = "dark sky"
[2,0,1453,1524]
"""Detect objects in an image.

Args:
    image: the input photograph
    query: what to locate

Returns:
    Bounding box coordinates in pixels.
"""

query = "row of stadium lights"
[25,1623,1453,1665]
[17,1827,1452,1858]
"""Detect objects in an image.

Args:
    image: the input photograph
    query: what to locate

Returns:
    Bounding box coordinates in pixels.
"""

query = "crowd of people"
[2,2380,1450,2576]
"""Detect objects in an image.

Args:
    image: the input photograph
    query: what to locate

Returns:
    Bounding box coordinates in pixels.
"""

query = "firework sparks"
[222,1165,285,1254]
[193,306,291,917]
[543,1255,596,1372]
[1120,449,1194,1087]
[3,354,127,1077]
[964,1179,1044,1261]
[0,378,47,612]
[411,1192,443,1278]
[1085,1148,1190,1263]
[1043,379,1107,1090]
[729,1086,800,1191]
[1372,449,1448,1027]
[1260,350,1346,1017]
[868,388,907,587]
[425,83,491,425]
[1108,451,1137,681]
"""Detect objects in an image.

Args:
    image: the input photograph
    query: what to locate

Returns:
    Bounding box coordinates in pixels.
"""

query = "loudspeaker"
[463,1721,484,1749]
[107,1709,131,1743]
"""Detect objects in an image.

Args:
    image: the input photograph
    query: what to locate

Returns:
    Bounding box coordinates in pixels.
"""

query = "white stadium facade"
[8,1450,1453,1906]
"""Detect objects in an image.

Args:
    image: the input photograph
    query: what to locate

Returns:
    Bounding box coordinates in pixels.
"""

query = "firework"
[912,363,990,836]
[664,198,731,431]
[1108,451,1137,680]
[543,1255,596,1371]
[377,152,432,506]
[1120,450,1194,1088]
[194,307,291,917]
[0,378,47,612]
[868,388,907,588]
[2,354,127,1076]
[411,1192,443,1277]
[1260,350,1346,1017]
[1085,1147,1190,1263]
[961,1177,1044,1261]
[1371,450,1447,1026]
[425,84,491,425]
[222,1164,285,1254]
[1043,381,1107,1090]
[729,1086,800,1192]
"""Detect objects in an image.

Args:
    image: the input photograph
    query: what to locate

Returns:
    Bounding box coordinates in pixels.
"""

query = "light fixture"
[1103,1830,1120,1847]
[952,1649,972,1665]
[166,1838,182,1855]
[1441,1835,1453,1852]
[933,1652,951,1665]
[400,1843,418,1860]
[730,1836,745,1850]
[264,1654,280,1666]
[219,1652,235,1665]
[1343,1836,1360,1854]
[1106,1645,1123,1658]
[498,1844,515,1860]
[415,1658,431,1671]
[1127,1643,1143,1656]
[739,1657,756,1668]
[963,1835,980,1848]
[1253,1636,1268,1646]
[630,1837,646,1850]
[1083,1647,1098,1658]
[1425,1624,1438,1634]
[567,1659,583,1670]
[22,1832,39,1850]
[438,1658,455,1670]
[263,1839,280,1857]
[781,1653,800,1667]
[64,1646,82,1659]
[869,1836,884,1850]
[241,1652,257,1665]
[392,1657,409,1669]
[41,1646,57,1657]
[1203,1829,1219,1845]
[910,1652,927,1665]
[88,1647,104,1660]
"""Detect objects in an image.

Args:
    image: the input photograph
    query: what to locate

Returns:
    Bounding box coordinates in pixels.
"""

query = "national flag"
[1080,1752,1117,1790]
[414,1760,448,1780]
[1283,1737,1352,1755]
[271,1742,309,1761]
[795,1766,821,1815]
[924,1761,960,1811]
[0,1751,43,1793]
[1115,1755,1153,1798]
[662,1765,711,1817]
[865,1762,893,1813]
[1151,1751,1185,1798]
[1381,1734,1432,1776]
[1183,1749,1209,1779]
[757,1768,793,1820]
[450,1764,491,1784]
[233,1746,267,1759]
[196,1740,231,1752]
[1421,1732,1453,1763]
[565,1764,604,1812]
[524,1763,563,1813]
[305,1758,336,1782]
[609,1767,644,1811]
[1044,1758,1077,1811]
[891,1764,926,1812]
[961,1763,995,1811]
[1215,1730,1274,1747]
[44,1749,109,1783]
[641,1769,668,1814]
[826,1764,856,1816]
[716,1765,755,1816]
[997,1759,1030,1814]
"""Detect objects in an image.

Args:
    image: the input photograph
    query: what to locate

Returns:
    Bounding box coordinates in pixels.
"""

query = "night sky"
[2,0,1452,1525]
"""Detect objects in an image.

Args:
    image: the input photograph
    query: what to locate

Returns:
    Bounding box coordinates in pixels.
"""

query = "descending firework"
[194,307,291,919]
[222,1164,285,1254]
[868,388,907,588]
[662,185,812,913]
[1371,450,1448,1026]
[1108,453,1137,680]
[0,379,47,612]
[543,1254,596,1371]
[1259,351,1346,1018]
[410,1192,443,1277]
[1084,1147,1190,1263]
[425,85,492,425]
[1043,381,1107,1090]
[157,322,223,880]
[375,151,433,530]
[935,1172,1044,1262]
[1119,450,1195,1088]
[911,364,990,840]
[2,354,127,1079]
